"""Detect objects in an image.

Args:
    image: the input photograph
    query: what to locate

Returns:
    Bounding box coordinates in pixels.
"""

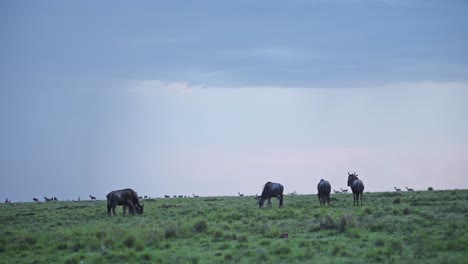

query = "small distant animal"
[347,171,365,206]
[173,195,177,198]
[333,189,341,194]
[255,181,284,208]
[340,188,348,193]
[406,187,414,192]
[53,197,58,201]
[164,195,170,198]
[193,194,199,198]
[238,192,244,197]
[106,188,144,216]
[179,195,183,198]
[394,187,401,192]
[144,195,148,199]
[317,179,331,206]
[90,195,97,201]
[44,196,53,202]
[33,198,41,204]
[5,198,11,204]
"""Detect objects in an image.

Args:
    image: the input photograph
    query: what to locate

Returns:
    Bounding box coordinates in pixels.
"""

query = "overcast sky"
[1,0,467,202]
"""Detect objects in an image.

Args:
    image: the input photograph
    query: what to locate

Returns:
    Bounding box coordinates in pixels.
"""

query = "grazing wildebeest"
[255,182,284,208]
[317,179,331,206]
[90,195,96,201]
[44,196,53,202]
[340,188,348,193]
[164,195,170,198]
[406,187,414,192]
[347,172,364,206]
[106,188,144,216]
[394,187,401,192]
[238,192,244,197]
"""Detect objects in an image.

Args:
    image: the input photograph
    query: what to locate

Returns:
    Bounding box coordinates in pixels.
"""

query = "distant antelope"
[164,195,170,198]
[193,194,199,198]
[44,196,53,202]
[406,187,414,192]
[340,188,348,193]
[89,195,97,201]
[144,195,148,199]
[333,189,341,194]
[33,198,41,204]
[5,198,11,204]
[394,187,401,192]
[238,192,244,197]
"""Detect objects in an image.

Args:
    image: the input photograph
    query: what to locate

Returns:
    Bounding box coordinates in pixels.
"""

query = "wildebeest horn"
[348,171,351,176]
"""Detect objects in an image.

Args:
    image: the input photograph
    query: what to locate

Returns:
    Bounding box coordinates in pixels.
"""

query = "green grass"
[0,190,467,263]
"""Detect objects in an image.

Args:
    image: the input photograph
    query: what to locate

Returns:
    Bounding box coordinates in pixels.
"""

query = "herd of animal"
[3,171,419,214]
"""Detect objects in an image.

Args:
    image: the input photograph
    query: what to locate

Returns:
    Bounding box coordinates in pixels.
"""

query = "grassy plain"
[0,190,467,263]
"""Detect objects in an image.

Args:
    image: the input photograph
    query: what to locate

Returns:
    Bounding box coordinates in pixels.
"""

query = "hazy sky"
[1,1,467,202]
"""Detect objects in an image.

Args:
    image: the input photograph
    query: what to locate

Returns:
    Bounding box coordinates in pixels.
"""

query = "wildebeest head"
[347,171,359,187]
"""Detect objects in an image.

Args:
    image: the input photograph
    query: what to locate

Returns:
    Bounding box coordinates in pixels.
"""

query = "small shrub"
[403,207,411,215]
[364,208,373,214]
[320,215,336,230]
[165,225,177,239]
[273,244,292,255]
[193,220,207,233]
[338,215,355,232]
[393,197,401,204]
[375,239,385,247]
[124,235,136,248]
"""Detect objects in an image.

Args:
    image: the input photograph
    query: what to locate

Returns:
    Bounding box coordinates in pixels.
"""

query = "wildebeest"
[333,189,341,194]
[347,172,364,206]
[340,188,348,193]
[90,195,97,201]
[164,195,170,198]
[255,182,284,208]
[317,179,331,206]
[106,188,144,216]
[44,196,53,202]
[406,187,414,192]
[238,192,244,197]
[394,187,401,192]
[193,194,199,198]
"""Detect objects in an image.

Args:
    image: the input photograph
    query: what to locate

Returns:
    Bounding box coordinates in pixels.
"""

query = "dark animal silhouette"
[5,198,11,204]
[144,195,148,199]
[317,179,331,206]
[164,195,170,198]
[106,188,144,216]
[238,192,244,197]
[193,194,199,198]
[44,196,53,202]
[255,182,284,208]
[340,188,348,193]
[90,195,96,201]
[347,172,364,206]
[333,189,341,194]
[53,197,58,201]
[406,187,414,192]
[394,187,401,192]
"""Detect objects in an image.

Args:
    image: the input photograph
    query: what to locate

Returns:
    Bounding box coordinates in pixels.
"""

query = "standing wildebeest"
[317,179,331,206]
[90,195,96,201]
[44,196,53,202]
[106,188,144,216]
[406,187,414,192]
[255,182,284,208]
[347,172,364,206]
[394,187,401,192]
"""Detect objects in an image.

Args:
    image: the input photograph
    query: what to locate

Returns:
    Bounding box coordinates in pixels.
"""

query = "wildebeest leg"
[267,198,272,207]
[112,204,117,216]
[279,194,283,208]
